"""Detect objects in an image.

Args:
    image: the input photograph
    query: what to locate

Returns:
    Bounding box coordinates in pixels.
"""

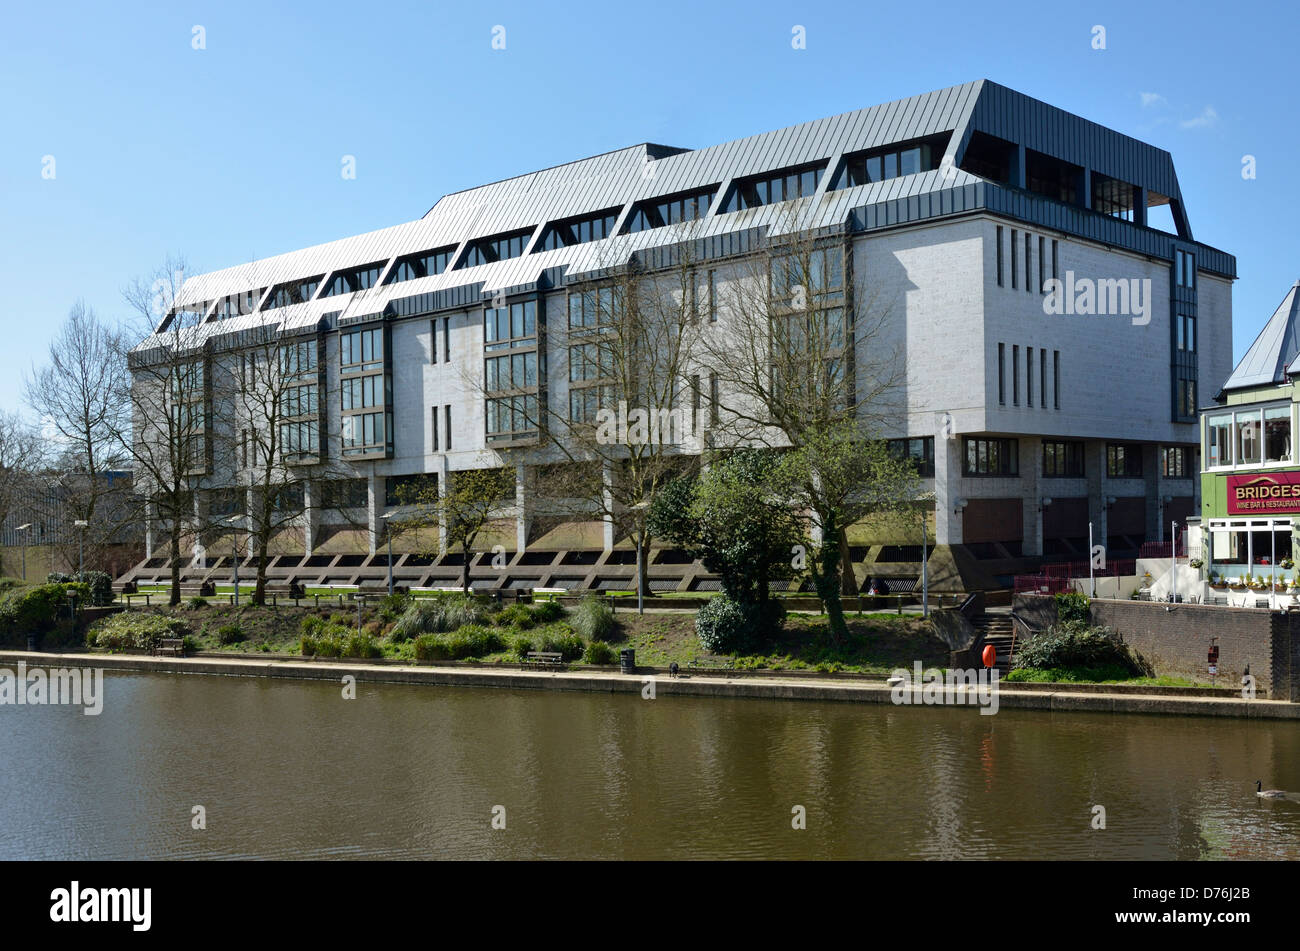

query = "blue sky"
[1,0,1295,412]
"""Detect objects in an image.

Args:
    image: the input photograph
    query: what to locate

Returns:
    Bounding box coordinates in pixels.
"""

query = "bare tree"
[698,216,919,640]
[0,411,46,577]
[24,300,132,571]
[117,256,233,606]
[476,226,707,604]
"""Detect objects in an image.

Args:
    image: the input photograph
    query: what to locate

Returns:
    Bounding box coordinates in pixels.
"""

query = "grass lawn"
[1005,666,1206,687]
[89,596,949,675]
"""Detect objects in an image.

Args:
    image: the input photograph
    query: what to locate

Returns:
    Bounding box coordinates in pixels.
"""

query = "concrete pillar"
[933,417,963,545]
[1144,444,1162,543]
[1086,440,1107,557]
[303,479,319,554]
[601,462,615,551]
[515,463,529,554]
[366,471,381,555]
[144,498,155,560]
[1133,185,1147,229]
[1022,437,1042,557]
[191,492,205,567]
[437,458,449,556]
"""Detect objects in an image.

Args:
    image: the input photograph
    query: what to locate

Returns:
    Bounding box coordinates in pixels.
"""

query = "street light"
[379,512,396,597]
[916,491,936,619]
[73,520,88,576]
[629,500,651,615]
[15,524,31,581]
[225,514,242,606]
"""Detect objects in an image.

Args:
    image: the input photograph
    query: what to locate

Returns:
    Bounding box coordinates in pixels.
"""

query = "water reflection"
[0,672,1298,860]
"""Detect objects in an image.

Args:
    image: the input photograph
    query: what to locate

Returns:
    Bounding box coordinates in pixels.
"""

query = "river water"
[2,671,1298,860]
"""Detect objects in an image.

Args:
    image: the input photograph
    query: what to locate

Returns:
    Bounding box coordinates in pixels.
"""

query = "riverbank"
[4,649,1295,720]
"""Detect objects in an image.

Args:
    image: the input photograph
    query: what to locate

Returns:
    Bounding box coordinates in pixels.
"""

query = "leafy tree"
[649,448,801,607]
[396,468,514,594]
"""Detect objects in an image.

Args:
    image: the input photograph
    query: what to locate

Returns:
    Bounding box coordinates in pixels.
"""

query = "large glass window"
[458,229,534,268]
[888,437,935,477]
[386,246,455,284]
[539,209,620,250]
[1236,410,1262,466]
[839,139,941,188]
[1106,443,1143,478]
[625,186,716,232]
[963,437,1019,477]
[1161,446,1190,478]
[1042,440,1085,477]
[724,162,827,212]
[1265,406,1291,463]
[322,261,385,297]
[1207,413,1233,467]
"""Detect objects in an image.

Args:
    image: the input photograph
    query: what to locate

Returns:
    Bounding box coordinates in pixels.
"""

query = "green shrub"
[75,571,114,606]
[583,640,617,665]
[530,599,564,623]
[88,612,189,651]
[0,577,25,593]
[343,632,382,659]
[534,623,585,661]
[571,595,614,641]
[695,595,784,653]
[301,625,346,657]
[377,591,410,624]
[300,614,326,637]
[391,595,489,640]
[1015,619,1148,676]
[46,572,70,584]
[185,596,209,611]
[182,635,199,654]
[0,583,95,645]
[1054,592,1090,623]
[511,633,535,660]
[216,623,245,645]
[413,624,505,661]
[696,595,748,653]
[495,604,535,629]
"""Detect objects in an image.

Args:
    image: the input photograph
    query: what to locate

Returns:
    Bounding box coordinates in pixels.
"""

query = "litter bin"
[619,649,636,674]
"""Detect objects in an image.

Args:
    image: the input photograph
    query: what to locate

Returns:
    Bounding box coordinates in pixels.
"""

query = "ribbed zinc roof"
[140,79,1209,353]
[1222,281,1300,391]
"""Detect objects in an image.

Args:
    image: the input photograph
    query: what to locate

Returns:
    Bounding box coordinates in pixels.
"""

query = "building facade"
[126,79,1235,593]
[1199,282,1300,593]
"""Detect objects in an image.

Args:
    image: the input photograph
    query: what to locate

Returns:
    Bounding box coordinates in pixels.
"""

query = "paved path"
[2,650,1294,720]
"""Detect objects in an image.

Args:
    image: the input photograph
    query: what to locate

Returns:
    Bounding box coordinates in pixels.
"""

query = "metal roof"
[1219,281,1300,392]
[137,79,1231,353]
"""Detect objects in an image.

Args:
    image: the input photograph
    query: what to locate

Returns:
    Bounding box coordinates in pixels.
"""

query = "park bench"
[121,593,154,607]
[531,587,565,601]
[155,638,185,657]
[688,655,734,671]
[524,651,564,667]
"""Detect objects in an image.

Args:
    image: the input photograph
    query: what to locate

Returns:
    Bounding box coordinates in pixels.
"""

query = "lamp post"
[917,490,935,619]
[380,512,395,597]
[629,500,650,615]
[226,514,242,606]
[15,524,31,581]
[73,519,88,576]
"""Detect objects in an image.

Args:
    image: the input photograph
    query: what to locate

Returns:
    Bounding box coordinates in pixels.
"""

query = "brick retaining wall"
[1014,595,1297,700]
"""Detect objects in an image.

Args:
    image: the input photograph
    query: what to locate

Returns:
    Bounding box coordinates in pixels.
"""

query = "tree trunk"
[812,510,848,644]
[461,541,471,595]
[253,530,270,606]
[168,521,182,607]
